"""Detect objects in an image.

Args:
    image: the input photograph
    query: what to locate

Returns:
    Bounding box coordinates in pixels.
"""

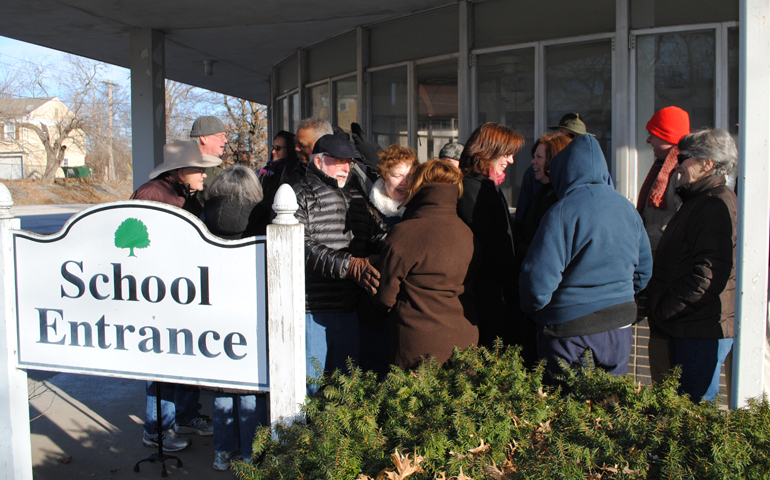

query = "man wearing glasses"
[130,140,222,451]
[293,134,386,395]
[636,106,691,386]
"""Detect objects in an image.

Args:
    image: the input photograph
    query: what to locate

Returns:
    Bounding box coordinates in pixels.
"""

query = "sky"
[0,35,130,97]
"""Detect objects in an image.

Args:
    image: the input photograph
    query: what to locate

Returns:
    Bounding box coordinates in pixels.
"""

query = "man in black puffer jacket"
[293,134,387,395]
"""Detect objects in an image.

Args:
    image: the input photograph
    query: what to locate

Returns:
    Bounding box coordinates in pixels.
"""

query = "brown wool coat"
[374,183,479,369]
[647,174,737,339]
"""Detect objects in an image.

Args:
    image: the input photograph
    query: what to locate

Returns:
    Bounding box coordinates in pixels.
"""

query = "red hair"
[459,123,525,176]
[407,159,464,199]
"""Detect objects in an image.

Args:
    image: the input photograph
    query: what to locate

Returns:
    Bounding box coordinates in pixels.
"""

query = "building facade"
[268,0,739,209]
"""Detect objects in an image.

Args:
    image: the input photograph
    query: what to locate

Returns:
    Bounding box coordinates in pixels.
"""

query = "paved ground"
[19,205,236,479]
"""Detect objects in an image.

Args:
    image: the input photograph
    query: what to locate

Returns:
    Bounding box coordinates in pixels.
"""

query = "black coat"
[293,161,387,312]
[202,195,271,239]
[457,173,534,359]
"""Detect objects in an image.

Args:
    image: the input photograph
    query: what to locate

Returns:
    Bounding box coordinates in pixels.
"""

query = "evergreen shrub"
[232,343,770,479]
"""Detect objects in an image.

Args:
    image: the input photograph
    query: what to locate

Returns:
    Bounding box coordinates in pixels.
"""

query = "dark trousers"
[536,327,633,387]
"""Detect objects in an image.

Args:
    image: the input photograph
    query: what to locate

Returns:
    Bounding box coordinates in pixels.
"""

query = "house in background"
[0,97,86,180]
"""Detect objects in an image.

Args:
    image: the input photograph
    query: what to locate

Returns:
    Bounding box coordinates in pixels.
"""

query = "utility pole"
[104,82,117,181]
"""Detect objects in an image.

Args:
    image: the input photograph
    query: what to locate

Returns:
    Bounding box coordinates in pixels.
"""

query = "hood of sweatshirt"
[550,134,611,199]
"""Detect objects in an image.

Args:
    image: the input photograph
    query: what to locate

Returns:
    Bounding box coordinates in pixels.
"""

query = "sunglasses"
[677,153,694,164]
[183,167,206,174]
[272,145,285,152]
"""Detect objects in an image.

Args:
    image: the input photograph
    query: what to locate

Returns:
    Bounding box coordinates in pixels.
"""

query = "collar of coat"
[675,173,726,202]
[369,178,405,218]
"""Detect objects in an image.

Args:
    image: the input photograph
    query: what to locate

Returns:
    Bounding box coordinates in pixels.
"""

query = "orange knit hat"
[646,106,690,144]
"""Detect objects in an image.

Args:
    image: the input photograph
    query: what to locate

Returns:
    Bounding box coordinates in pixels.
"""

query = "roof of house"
[0,97,57,118]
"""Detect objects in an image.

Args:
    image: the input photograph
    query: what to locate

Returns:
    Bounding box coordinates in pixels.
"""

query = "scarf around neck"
[487,168,506,186]
[636,145,679,215]
[369,178,405,218]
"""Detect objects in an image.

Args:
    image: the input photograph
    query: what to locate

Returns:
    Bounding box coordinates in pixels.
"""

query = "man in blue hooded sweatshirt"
[519,135,652,385]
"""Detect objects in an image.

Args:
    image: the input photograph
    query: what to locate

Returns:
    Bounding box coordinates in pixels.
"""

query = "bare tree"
[221,96,268,170]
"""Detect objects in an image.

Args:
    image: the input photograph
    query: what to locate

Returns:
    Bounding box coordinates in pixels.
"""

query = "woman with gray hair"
[202,165,270,469]
[647,128,738,403]
[203,165,271,238]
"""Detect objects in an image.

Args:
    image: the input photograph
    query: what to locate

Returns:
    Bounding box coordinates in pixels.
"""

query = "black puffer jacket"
[293,161,387,312]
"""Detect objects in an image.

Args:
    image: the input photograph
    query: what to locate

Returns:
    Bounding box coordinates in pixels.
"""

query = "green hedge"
[233,344,770,479]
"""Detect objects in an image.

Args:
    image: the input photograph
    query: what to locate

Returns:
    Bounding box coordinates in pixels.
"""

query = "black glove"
[351,123,383,170]
[347,256,381,295]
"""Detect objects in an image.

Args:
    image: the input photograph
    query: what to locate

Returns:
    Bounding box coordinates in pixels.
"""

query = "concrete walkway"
[28,370,228,479]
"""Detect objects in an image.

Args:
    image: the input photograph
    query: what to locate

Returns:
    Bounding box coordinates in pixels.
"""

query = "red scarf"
[487,168,506,186]
[636,146,679,215]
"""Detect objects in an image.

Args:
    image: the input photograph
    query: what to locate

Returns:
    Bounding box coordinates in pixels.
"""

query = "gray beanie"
[190,116,227,137]
[439,142,464,161]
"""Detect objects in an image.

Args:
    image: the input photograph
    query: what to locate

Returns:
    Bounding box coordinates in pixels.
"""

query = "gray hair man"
[293,134,387,396]
[190,115,229,201]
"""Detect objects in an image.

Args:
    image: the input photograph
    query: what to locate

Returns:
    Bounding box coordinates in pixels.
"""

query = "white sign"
[12,201,268,391]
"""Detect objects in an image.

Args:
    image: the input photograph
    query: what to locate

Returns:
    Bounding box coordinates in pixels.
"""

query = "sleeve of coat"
[634,224,653,294]
[293,184,352,280]
[372,240,410,311]
[651,198,734,323]
[519,203,568,315]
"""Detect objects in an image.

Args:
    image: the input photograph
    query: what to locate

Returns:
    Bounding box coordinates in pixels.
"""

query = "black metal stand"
[134,381,184,477]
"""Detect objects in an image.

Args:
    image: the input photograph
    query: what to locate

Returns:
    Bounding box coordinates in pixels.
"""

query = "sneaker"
[174,416,213,436]
[142,429,191,452]
[213,451,240,471]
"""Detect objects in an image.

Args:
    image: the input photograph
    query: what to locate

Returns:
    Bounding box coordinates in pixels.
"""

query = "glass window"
[307,33,357,83]
[475,0,615,49]
[728,27,739,145]
[546,40,613,169]
[307,83,330,121]
[631,0,738,29]
[370,67,408,149]
[370,7,458,67]
[334,76,358,133]
[416,61,458,162]
[277,97,290,132]
[292,92,300,130]
[635,30,715,192]
[277,54,298,95]
[4,123,16,141]
[477,48,536,208]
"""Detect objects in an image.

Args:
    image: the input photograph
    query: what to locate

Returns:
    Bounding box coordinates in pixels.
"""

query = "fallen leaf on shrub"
[385,449,424,479]
[436,473,447,480]
[593,417,603,429]
[621,464,641,475]
[598,394,620,407]
[59,456,72,464]
[485,458,515,480]
[453,466,474,480]
[468,439,490,455]
[585,473,602,479]
[600,464,619,474]
[537,387,548,398]
[356,475,373,480]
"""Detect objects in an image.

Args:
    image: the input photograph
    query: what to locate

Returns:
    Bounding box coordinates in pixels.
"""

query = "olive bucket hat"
[549,113,595,137]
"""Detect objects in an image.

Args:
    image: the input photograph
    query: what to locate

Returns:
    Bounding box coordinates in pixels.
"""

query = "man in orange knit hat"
[637,106,691,383]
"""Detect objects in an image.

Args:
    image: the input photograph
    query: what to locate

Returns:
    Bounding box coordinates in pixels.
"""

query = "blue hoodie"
[519,135,652,330]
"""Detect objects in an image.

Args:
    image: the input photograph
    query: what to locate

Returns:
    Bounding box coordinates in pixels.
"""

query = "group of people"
[130,105,740,470]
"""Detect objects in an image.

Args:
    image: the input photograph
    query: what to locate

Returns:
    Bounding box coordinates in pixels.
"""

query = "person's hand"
[347,257,381,295]
[351,123,383,168]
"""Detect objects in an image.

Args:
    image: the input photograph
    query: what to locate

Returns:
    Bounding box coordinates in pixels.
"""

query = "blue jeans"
[213,393,268,458]
[669,337,733,403]
[143,381,202,435]
[306,312,360,396]
[536,327,633,387]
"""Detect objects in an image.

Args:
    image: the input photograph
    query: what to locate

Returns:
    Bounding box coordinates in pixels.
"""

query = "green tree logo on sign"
[114,218,151,257]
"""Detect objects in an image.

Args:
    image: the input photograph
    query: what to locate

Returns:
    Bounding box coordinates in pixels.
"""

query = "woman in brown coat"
[647,128,738,403]
[374,160,479,369]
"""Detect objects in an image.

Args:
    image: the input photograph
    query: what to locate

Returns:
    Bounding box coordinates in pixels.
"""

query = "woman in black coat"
[202,165,270,469]
[457,122,536,365]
